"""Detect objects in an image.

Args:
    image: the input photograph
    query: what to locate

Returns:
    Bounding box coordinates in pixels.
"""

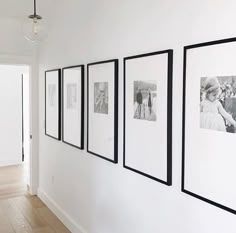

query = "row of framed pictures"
[45,50,173,188]
[45,36,236,216]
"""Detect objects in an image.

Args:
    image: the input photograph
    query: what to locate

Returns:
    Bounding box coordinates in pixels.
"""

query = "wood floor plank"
[32,226,56,233]
[0,192,27,200]
[0,222,15,233]
[0,165,70,233]
[25,195,46,209]
[0,165,26,200]
[0,203,16,233]
[10,196,47,229]
[0,165,25,186]
[37,207,71,233]
[0,199,33,233]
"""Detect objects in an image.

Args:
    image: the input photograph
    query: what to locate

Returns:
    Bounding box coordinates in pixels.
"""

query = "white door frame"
[0,54,39,195]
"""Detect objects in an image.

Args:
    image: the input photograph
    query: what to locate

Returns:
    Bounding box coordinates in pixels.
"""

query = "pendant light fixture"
[22,0,47,42]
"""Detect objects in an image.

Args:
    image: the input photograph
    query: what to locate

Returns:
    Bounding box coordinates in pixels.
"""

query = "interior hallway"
[0,165,71,233]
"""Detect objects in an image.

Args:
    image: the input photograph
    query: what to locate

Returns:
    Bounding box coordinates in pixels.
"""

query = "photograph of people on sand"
[133,80,157,122]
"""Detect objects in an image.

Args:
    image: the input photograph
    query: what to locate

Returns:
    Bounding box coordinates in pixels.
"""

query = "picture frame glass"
[87,61,118,162]
[184,40,236,211]
[63,66,83,148]
[124,52,172,183]
[45,70,60,139]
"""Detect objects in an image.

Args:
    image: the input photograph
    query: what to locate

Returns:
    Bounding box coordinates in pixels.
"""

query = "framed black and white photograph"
[124,50,173,185]
[45,69,61,140]
[182,37,236,214]
[87,59,118,163]
[94,82,108,114]
[62,65,84,149]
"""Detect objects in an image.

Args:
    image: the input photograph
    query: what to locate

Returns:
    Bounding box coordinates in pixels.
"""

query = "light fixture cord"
[34,0,36,15]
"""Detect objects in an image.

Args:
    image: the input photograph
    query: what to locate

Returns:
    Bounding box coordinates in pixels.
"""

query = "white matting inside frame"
[125,53,169,181]
[46,70,60,139]
[63,67,83,147]
[88,62,115,160]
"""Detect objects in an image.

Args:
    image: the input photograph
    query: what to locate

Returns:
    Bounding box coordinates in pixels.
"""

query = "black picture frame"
[87,59,119,163]
[182,37,236,215]
[123,50,173,185]
[62,65,85,150]
[45,69,61,140]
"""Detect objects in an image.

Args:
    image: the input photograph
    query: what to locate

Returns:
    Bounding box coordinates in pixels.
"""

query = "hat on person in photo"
[204,77,220,95]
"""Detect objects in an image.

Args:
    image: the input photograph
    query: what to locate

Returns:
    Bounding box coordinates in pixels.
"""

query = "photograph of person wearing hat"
[200,76,236,133]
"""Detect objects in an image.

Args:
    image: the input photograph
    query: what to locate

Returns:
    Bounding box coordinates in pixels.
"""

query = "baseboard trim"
[38,188,87,233]
[0,160,22,167]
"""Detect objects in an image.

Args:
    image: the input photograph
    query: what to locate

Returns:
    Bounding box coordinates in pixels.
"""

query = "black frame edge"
[87,59,119,164]
[167,50,173,185]
[123,49,173,186]
[182,37,236,215]
[61,64,85,150]
[45,69,61,141]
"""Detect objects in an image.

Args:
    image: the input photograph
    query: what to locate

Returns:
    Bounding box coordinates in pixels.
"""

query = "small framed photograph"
[182,37,236,214]
[124,50,173,185]
[62,65,84,149]
[45,69,61,140]
[87,59,118,163]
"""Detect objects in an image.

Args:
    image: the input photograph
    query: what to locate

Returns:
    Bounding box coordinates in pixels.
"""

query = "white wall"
[0,65,28,166]
[0,18,35,56]
[38,1,236,233]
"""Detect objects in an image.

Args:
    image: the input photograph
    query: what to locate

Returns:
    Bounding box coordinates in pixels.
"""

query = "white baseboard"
[38,188,87,233]
[0,160,22,167]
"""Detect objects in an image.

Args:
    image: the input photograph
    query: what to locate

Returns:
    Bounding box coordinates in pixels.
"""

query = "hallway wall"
[38,0,236,232]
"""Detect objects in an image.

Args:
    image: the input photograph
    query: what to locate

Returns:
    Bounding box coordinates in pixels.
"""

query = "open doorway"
[0,64,31,198]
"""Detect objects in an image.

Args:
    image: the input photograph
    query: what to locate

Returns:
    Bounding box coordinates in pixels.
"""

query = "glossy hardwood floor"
[0,165,71,233]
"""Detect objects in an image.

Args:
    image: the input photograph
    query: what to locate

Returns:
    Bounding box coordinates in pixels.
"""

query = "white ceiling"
[0,0,56,19]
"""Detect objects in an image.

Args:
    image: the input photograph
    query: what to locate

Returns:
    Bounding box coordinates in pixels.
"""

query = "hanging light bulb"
[22,0,47,42]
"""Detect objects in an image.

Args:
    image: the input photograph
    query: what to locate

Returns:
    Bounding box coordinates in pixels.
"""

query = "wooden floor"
[0,165,27,200]
[0,165,71,233]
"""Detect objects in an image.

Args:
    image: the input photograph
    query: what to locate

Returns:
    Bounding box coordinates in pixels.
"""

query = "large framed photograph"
[124,50,173,185]
[62,65,84,149]
[182,37,236,214]
[87,59,118,163]
[45,69,61,140]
